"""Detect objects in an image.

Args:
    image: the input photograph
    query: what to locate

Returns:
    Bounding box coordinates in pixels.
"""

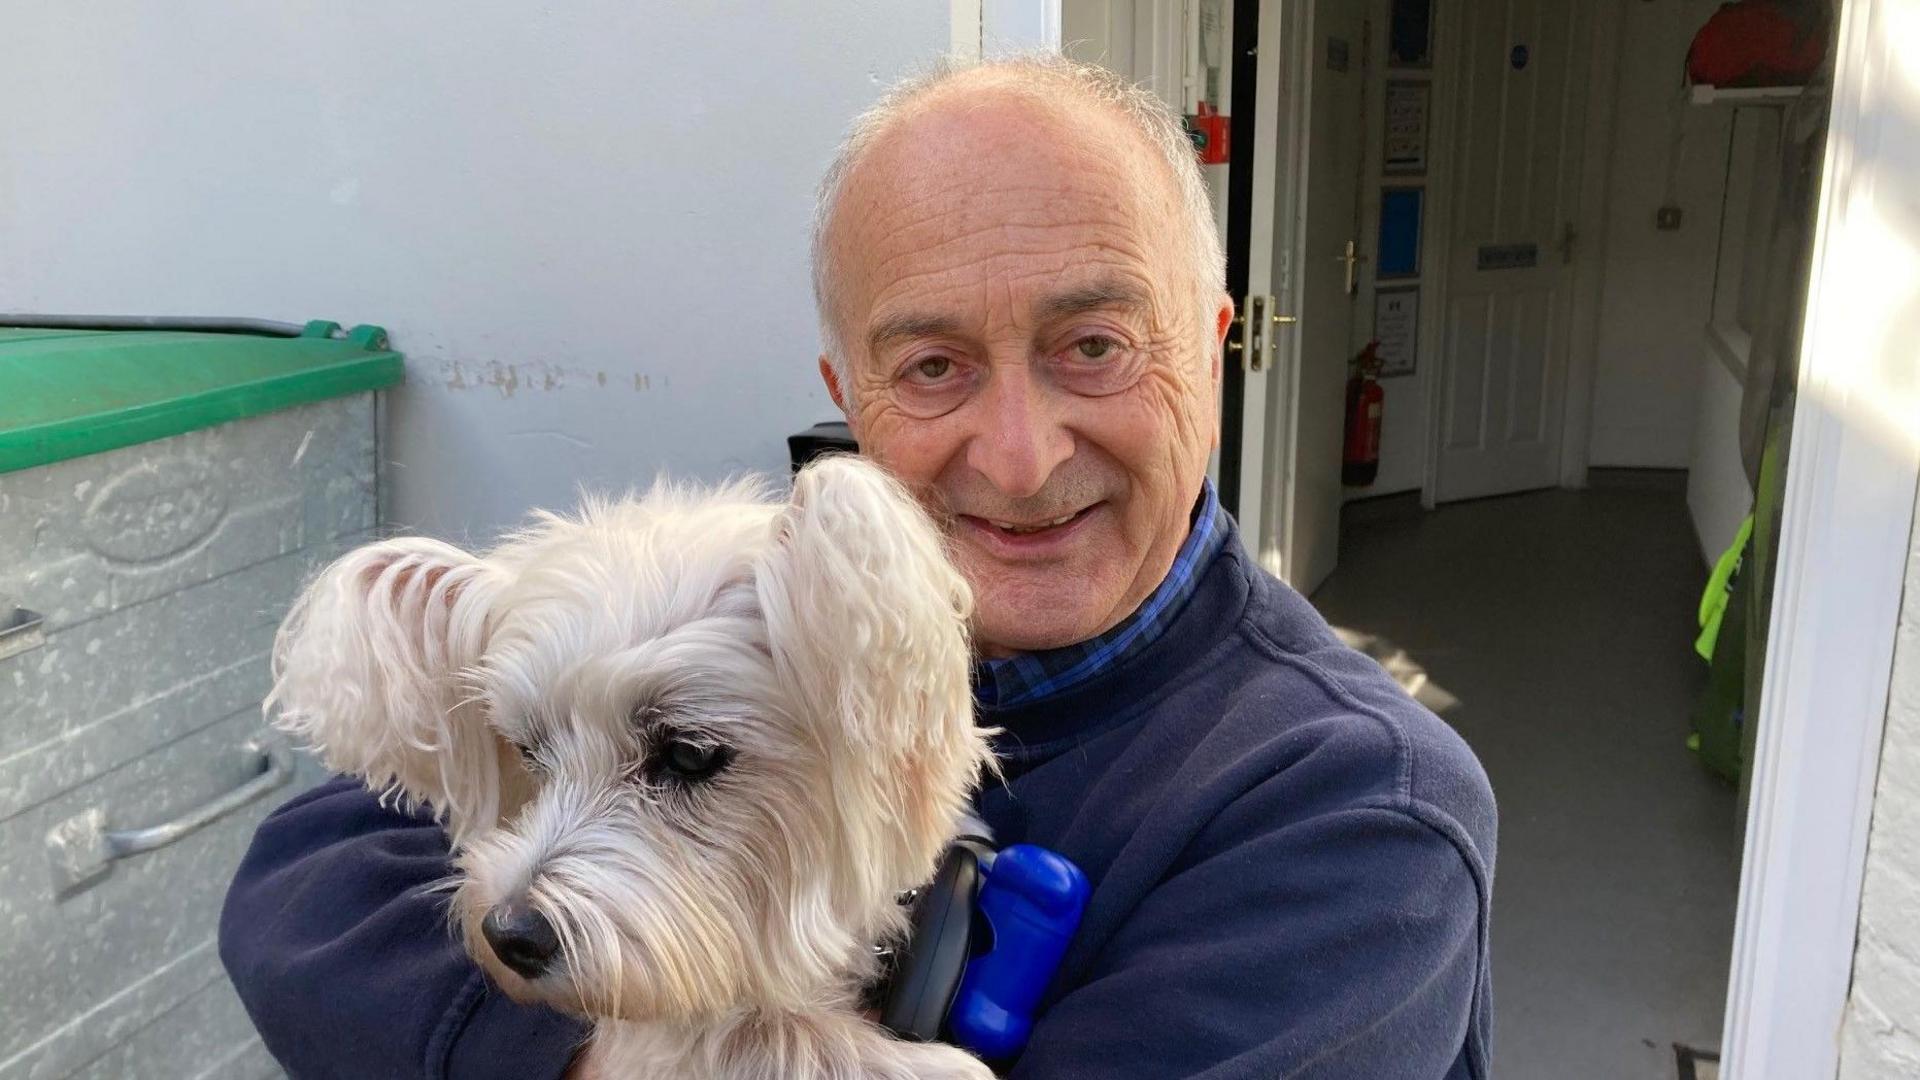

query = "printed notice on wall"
[1384,82,1430,176]
[1374,286,1419,377]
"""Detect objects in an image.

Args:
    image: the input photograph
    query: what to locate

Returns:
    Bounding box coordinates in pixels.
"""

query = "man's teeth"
[991,511,1079,533]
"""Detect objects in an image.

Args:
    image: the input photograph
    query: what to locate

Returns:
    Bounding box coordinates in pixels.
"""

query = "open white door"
[1239,0,1365,596]
[1274,0,1366,596]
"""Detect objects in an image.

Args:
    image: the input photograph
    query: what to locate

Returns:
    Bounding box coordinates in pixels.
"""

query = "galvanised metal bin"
[0,319,402,1080]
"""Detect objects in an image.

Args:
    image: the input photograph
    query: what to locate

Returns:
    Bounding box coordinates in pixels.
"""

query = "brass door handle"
[1336,239,1368,295]
[1230,300,1293,368]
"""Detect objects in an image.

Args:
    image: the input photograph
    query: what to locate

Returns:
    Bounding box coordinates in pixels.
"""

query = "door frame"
[1257,0,1314,581]
[1720,0,1920,1074]
[1416,0,1625,508]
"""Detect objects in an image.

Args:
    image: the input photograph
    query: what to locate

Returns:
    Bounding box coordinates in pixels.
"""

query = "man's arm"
[220,776,590,1080]
[1010,802,1490,1080]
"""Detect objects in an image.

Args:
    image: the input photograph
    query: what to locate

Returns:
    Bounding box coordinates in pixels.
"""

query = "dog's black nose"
[482,902,560,979]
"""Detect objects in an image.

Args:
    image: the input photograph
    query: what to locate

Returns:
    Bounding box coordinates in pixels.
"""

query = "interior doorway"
[1429,1,1601,503]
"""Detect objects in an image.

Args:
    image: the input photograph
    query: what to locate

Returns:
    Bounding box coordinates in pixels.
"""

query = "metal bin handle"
[46,738,294,893]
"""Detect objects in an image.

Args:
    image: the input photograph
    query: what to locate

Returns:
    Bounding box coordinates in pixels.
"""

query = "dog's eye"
[513,739,543,772]
[658,739,731,782]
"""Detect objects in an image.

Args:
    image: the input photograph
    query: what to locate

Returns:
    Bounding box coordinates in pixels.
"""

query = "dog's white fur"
[267,456,995,1079]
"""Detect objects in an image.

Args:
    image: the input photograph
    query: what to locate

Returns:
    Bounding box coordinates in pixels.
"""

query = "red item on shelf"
[1687,0,1827,88]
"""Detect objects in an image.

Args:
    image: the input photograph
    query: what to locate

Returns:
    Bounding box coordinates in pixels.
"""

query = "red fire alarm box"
[1185,102,1230,165]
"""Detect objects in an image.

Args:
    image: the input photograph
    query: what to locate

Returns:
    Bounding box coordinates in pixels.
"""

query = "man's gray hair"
[810,53,1226,380]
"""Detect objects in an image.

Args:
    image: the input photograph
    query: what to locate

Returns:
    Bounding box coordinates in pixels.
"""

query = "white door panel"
[1434,0,1595,503]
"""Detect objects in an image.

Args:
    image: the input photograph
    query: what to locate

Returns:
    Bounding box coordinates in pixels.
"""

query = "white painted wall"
[1684,347,1753,563]
[1,2,948,543]
[1586,0,1731,469]
[1839,512,1920,1079]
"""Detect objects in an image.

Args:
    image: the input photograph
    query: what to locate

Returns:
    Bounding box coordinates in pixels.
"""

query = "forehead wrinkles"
[868,244,1160,336]
[851,212,1167,349]
[833,101,1186,329]
[857,192,1144,279]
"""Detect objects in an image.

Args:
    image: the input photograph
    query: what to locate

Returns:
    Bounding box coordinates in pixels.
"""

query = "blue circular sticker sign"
[1511,44,1529,70]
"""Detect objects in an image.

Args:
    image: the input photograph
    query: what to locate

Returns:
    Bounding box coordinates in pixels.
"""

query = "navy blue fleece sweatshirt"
[221,527,1495,1079]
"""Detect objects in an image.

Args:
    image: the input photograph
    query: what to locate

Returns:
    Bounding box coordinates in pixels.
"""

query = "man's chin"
[972,593,1113,657]
[962,557,1130,656]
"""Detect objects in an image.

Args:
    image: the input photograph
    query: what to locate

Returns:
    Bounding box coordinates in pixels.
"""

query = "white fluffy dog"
[267,456,996,1079]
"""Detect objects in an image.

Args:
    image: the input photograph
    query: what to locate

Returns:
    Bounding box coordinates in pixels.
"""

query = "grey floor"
[1311,472,1740,1080]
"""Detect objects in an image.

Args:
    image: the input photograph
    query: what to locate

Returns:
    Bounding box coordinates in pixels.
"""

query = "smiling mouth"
[988,511,1081,534]
[964,504,1098,539]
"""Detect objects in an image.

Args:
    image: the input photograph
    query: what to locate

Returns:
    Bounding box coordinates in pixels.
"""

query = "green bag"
[1696,514,1754,662]
[1689,521,1753,784]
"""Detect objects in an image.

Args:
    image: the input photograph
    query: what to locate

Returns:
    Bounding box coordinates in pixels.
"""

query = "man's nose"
[482,900,561,979]
[966,362,1073,499]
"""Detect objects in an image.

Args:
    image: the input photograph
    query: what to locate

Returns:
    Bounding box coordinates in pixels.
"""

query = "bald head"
[811,55,1224,381]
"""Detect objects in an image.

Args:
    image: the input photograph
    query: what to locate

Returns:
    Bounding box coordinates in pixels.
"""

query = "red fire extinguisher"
[1343,341,1384,487]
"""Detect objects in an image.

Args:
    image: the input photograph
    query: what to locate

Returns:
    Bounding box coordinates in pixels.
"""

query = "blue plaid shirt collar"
[974,481,1229,710]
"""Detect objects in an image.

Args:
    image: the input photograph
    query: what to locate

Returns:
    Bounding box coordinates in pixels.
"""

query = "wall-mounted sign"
[1378,187,1424,279]
[1384,81,1431,176]
[1373,286,1420,378]
[1389,0,1434,68]
[1476,242,1539,271]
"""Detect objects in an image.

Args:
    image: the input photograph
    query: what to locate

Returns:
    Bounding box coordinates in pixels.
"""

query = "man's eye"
[910,356,953,381]
[1075,336,1118,360]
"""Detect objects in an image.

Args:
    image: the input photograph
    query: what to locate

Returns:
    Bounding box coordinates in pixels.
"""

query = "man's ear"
[1211,291,1234,450]
[1212,290,1235,379]
[819,354,850,417]
[753,456,988,873]
[267,537,507,845]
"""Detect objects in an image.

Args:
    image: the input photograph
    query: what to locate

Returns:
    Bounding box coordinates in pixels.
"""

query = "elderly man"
[222,56,1494,1078]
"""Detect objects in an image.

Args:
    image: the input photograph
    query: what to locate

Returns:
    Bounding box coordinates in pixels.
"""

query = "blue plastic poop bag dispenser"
[876,835,1090,1061]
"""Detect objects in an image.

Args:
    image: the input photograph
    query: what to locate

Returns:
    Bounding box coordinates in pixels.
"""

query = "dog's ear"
[755,456,987,866]
[267,536,508,845]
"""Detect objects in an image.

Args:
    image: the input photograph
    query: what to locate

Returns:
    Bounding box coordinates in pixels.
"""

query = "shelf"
[1690,84,1810,107]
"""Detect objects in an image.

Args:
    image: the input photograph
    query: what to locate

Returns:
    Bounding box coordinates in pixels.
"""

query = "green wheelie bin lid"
[0,319,403,474]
